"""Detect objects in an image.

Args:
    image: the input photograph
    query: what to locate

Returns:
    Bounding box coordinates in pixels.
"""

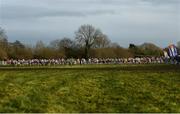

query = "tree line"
[0,25,179,60]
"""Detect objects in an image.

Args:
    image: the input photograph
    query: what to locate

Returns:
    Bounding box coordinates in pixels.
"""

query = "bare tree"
[0,27,8,59]
[59,38,73,49]
[50,38,73,50]
[93,34,111,48]
[0,27,7,40]
[49,39,61,50]
[0,27,8,50]
[58,38,74,58]
[35,40,45,50]
[34,40,45,58]
[75,24,103,59]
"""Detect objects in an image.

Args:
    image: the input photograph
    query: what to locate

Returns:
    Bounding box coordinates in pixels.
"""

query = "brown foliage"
[90,47,133,58]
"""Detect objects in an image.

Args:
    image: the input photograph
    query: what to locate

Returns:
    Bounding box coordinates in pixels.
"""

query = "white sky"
[0,0,180,47]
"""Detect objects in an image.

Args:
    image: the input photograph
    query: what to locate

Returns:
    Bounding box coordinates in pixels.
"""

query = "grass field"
[0,65,179,113]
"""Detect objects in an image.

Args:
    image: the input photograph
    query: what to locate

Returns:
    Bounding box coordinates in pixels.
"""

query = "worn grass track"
[0,65,179,113]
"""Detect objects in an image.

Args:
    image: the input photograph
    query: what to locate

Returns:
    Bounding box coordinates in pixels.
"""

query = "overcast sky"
[0,0,180,47]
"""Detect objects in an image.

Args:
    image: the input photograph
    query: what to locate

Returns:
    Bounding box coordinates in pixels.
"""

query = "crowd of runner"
[0,44,179,66]
[0,57,173,66]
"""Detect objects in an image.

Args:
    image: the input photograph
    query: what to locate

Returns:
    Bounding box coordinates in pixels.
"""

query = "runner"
[168,44,178,64]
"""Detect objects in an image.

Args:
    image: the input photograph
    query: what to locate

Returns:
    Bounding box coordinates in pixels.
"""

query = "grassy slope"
[0,65,179,113]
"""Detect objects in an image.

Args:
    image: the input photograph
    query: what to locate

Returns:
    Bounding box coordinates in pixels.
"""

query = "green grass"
[0,65,179,113]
